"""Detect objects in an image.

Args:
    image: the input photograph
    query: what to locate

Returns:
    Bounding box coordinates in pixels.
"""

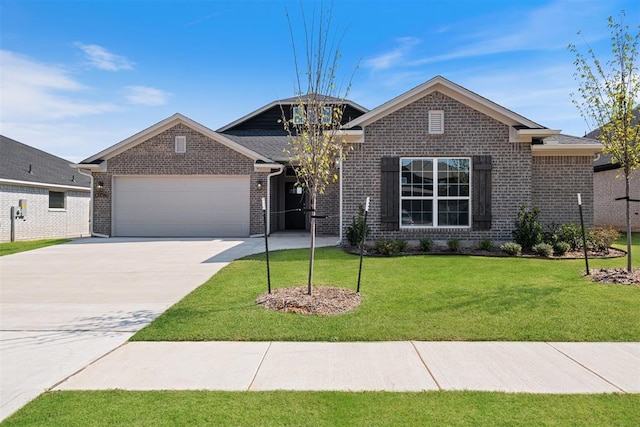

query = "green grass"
[132,236,640,342]
[0,239,70,256]
[4,391,638,426]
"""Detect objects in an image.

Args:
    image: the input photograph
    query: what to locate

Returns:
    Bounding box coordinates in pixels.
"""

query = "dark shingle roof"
[223,130,290,161]
[0,135,90,188]
[542,133,601,145]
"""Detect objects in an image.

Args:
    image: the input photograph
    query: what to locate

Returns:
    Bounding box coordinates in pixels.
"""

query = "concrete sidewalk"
[56,341,639,394]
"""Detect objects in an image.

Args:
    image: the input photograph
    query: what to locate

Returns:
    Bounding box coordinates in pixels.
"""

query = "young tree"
[569,11,640,271]
[282,3,356,294]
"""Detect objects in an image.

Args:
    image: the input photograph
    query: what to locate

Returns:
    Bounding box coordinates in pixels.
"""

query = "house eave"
[72,161,108,172]
[511,128,561,143]
[531,144,604,156]
[0,178,91,192]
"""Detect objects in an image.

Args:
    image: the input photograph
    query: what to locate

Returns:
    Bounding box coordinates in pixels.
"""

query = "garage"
[112,175,250,237]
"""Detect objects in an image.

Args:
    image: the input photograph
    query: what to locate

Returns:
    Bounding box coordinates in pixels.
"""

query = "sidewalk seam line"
[247,341,272,391]
[47,337,131,391]
[545,342,627,393]
[410,341,441,391]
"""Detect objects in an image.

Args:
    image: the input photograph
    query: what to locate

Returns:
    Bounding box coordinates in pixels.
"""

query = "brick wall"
[532,156,595,228]
[593,168,640,231]
[342,91,533,246]
[92,123,267,236]
[0,184,90,242]
[316,180,339,235]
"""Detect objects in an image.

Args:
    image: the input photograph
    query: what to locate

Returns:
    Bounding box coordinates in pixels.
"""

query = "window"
[321,106,332,125]
[49,191,65,209]
[292,106,334,125]
[175,136,186,153]
[428,110,444,134]
[400,157,470,227]
[293,107,304,125]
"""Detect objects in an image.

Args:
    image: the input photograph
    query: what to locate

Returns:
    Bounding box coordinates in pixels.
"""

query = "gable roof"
[344,75,557,138]
[80,113,273,164]
[217,96,368,133]
[586,107,640,171]
[0,135,90,190]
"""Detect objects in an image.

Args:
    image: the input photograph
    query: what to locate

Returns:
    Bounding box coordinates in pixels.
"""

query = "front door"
[284,182,306,230]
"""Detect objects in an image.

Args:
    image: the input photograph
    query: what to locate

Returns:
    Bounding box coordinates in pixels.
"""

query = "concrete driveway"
[0,235,331,421]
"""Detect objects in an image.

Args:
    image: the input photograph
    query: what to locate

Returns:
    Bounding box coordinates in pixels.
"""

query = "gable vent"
[175,136,186,153]
[428,110,444,134]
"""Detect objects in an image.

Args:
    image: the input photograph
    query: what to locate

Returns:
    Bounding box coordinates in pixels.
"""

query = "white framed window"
[175,136,186,153]
[293,107,304,125]
[49,191,66,209]
[428,110,444,134]
[321,106,332,125]
[400,157,470,228]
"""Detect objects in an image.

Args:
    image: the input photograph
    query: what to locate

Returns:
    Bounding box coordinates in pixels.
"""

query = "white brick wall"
[0,184,90,242]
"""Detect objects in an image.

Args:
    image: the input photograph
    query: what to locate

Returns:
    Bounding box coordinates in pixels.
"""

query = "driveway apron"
[0,237,269,421]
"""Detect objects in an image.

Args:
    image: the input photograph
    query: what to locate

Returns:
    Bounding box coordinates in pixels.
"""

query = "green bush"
[345,205,370,247]
[374,239,397,256]
[394,239,409,253]
[560,223,583,251]
[500,242,522,256]
[532,242,553,257]
[588,227,620,253]
[553,241,571,256]
[419,237,434,252]
[478,238,494,251]
[447,238,461,252]
[513,205,544,251]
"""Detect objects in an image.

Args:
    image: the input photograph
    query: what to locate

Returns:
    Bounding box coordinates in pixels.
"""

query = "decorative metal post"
[577,193,590,275]
[356,197,370,293]
[262,197,271,293]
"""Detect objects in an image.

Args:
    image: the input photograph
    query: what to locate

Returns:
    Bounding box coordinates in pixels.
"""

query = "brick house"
[1,135,91,242]
[76,76,602,243]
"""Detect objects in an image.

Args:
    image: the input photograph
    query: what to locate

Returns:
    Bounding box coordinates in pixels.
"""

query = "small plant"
[553,241,571,256]
[532,242,554,257]
[500,242,522,256]
[345,205,370,247]
[419,237,434,252]
[588,227,620,253]
[447,238,461,252]
[394,239,408,253]
[478,238,494,251]
[544,223,562,246]
[374,239,397,256]
[560,223,583,251]
[513,205,544,251]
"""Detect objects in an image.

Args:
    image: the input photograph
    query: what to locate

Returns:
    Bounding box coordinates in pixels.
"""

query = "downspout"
[337,146,343,246]
[76,168,109,238]
[266,164,285,235]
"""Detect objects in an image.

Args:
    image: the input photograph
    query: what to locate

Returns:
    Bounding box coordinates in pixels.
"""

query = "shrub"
[588,227,620,253]
[544,223,561,246]
[419,237,434,252]
[513,205,544,251]
[553,241,571,256]
[478,238,494,251]
[345,205,370,247]
[374,239,396,256]
[394,239,408,253]
[560,223,583,251]
[532,242,553,257]
[447,238,461,252]
[500,242,522,256]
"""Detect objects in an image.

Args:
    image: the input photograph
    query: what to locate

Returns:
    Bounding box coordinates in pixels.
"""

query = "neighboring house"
[76,76,602,244]
[589,108,640,231]
[0,135,91,242]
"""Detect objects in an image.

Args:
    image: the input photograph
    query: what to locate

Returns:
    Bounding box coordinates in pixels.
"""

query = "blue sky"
[1,0,638,163]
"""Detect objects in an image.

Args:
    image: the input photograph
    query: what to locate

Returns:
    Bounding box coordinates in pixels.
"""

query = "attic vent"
[175,136,186,153]
[428,110,444,134]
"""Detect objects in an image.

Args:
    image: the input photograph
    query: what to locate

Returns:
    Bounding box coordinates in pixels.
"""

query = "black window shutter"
[472,155,492,230]
[380,157,400,231]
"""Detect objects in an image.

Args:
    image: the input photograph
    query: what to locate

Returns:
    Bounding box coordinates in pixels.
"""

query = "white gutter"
[266,164,285,234]
[337,147,344,246]
[74,167,109,238]
[0,178,90,192]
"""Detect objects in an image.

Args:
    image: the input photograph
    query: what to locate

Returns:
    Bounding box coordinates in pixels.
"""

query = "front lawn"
[0,239,70,256]
[4,391,638,427]
[133,238,640,342]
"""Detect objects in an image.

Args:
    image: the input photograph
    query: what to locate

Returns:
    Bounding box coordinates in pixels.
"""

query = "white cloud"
[363,37,420,70]
[124,86,171,106]
[0,50,120,121]
[75,43,134,71]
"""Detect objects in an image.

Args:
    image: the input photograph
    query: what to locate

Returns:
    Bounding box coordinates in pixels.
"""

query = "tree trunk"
[626,172,632,272]
[307,189,317,295]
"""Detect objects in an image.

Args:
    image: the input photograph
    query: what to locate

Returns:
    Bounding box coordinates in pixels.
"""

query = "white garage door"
[113,175,250,237]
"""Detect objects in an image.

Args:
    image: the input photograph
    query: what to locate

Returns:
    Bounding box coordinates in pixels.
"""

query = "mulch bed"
[256,285,361,316]
[590,268,640,286]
